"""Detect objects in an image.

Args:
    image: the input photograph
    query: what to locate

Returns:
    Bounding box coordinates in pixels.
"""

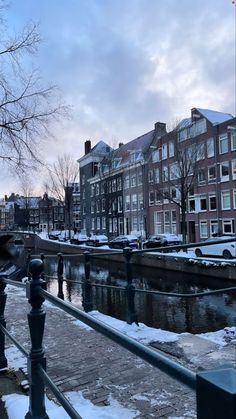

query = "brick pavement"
[4,287,196,418]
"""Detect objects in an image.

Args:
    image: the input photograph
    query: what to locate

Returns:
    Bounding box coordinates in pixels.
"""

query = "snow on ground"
[3,392,138,419]
[198,326,236,346]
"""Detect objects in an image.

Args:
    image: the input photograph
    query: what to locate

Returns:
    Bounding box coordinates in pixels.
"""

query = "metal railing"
[0,256,236,418]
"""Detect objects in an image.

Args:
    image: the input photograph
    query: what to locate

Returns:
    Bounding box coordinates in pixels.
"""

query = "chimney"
[85,140,91,155]
[154,122,166,134]
[119,142,124,148]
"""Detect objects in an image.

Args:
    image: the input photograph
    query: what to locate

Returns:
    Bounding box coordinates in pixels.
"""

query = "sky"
[2,284,236,418]
[0,0,235,196]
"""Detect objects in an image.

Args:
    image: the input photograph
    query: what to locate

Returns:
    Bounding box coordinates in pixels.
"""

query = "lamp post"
[64,184,73,241]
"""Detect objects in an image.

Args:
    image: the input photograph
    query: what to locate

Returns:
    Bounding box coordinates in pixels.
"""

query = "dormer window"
[130,151,142,163]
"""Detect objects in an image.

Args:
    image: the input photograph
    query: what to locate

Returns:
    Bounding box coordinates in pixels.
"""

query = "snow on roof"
[196,108,233,124]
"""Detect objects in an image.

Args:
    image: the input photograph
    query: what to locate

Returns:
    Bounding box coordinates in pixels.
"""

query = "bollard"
[196,367,236,419]
[57,253,64,300]
[25,259,49,419]
[0,279,7,369]
[123,247,139,326]
[82,251,93,312]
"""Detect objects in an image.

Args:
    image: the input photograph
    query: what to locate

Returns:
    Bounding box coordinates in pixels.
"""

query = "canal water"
[36,253,236,335]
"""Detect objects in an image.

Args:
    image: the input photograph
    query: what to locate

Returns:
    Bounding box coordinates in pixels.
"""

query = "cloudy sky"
[1,0,235,196]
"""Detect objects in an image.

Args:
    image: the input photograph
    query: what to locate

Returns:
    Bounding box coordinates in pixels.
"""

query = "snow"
[2,277,235,418]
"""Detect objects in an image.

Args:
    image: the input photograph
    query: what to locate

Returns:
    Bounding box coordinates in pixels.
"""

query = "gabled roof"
[90,140,112,155]
[108,129,155,167]
[196,108,233,125]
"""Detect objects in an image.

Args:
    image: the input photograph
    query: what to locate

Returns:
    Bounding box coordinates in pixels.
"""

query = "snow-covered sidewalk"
[1,285,235,418]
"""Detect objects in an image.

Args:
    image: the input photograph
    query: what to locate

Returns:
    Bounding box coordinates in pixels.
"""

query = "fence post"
[123,247,139,326]
[57,253,64,300]
[0,278,7,369]
[25,259,49,419]
[82,251,93,312]
[196,367,236,419]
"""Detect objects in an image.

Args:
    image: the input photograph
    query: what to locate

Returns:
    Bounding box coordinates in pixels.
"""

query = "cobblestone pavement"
[4,287,197,418]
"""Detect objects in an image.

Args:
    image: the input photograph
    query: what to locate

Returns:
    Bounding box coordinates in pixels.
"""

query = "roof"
[90,140,112,155]
[196,108,233,125]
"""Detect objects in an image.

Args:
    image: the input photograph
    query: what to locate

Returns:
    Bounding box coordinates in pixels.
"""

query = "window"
[223,220,234,234]
[132,194,137,210]
[148,170,154,183]
[95,184,99,195]
[170,163,178,180]
[97,217,100,230]
[91,185,95,197]
[155,191,162,203]
[91,218,95,231]
[220,162,229,181]
[163,166,168,181]
[189,199,195,212]
[102,199,106,212]
[219,133,228,154]
[124,175,129,189]
[125,195,130,211]
[200,221,208,238]
[138,193,144,210]
[232,160,236,179]
[231,130,236,150]
[149,191,155,205]
[101,181,105,194]
[137,170,143,185]
[91,201,95,213]
[164,211,170,233]
[109,218,112,233]
[119,217,124,234]
[112,179,116,192]
[234,190,236,209]
[171,210,177,234]
[131,216,138,231]
[162,143,167,159]
[154,212,162,234]
[210,220,218,236]
[171,188,177,199]
[152,149,160,162]
[82,175,85,185]
[196,143,205,161]
[96,200,100,213]
[195,118,207,135]
[209,194,216,211]
[198,169,206,184]
[131,174,136,187]
[118,196,123,212]
[200,195,207,211]
[102,217,106,230]
[207,138,215,157]
[221,191,230,210]
[117,177,122,191]
[154,168,160,183]
[169,141,174,157]
[113,218,118,233]
[208,166,216,182]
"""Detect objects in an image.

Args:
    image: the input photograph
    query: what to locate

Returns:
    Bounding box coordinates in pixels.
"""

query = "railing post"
[82,251,93,312]
[57,253,64,300]
[0,277,7,369]
[196,367,236,419]
[123,247,139,326]
[25,259,49,419]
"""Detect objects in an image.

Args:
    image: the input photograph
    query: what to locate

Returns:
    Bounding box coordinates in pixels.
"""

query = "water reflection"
[39,255,236,334]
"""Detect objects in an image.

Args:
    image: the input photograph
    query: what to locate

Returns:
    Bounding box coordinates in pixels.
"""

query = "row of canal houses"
[78,107,236,242]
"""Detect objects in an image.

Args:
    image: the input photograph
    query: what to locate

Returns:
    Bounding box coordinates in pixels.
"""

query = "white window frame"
[232,159,236,180]
[222,219,234,235]
[221,191,231,210]
[209,194,217,211]
[220,162,229,182]
[200,221,208,238]
[169,141,174,157]
[162,143,168,160]
[219,133,228,154]
[207,138,215,157]
[231,130,236,150]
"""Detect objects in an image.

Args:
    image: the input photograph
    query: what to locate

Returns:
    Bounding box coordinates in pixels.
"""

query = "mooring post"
[57,253,64,300]
[0,277,7,370]
[83,251,93,312]
[25,259,49,419]
[123,247,139,326]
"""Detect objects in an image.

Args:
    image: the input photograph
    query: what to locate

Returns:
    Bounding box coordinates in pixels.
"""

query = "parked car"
[195,236,236,259]
[48,230,61,240]
[58,230,74,242]
[143,234,181,249]
[109,235,139,249]
[86,235,108,247]
[70,232,88,245]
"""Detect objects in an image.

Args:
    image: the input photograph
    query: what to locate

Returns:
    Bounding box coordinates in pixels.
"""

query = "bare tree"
[45,153,80,202]
[153,132,205,243]
[0,4,67,171]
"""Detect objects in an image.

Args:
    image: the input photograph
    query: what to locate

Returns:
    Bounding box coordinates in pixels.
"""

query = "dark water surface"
[34,252,236,335]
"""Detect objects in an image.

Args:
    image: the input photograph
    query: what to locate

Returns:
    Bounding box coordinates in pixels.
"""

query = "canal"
[34,252,236,335]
